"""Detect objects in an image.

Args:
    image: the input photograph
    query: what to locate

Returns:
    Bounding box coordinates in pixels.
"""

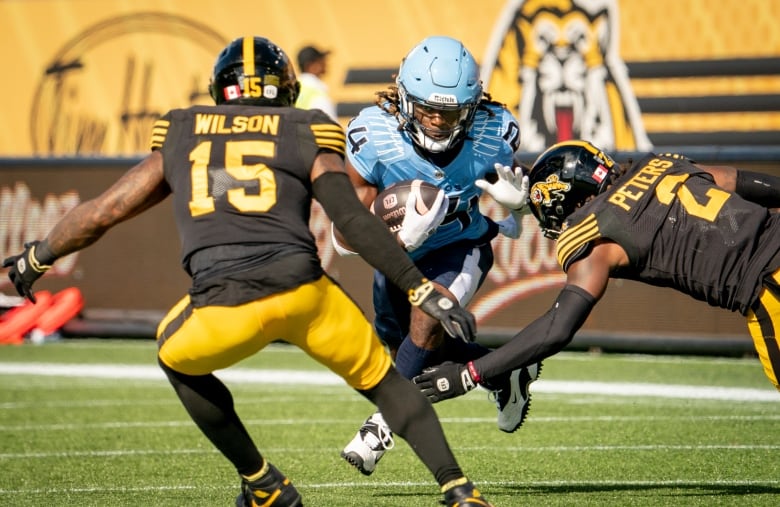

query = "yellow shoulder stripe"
[311,123,346,156]
[149,119,170,150]
[556,214,600,267]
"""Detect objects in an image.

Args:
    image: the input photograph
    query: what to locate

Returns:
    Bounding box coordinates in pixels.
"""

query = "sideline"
[0,362,776,402]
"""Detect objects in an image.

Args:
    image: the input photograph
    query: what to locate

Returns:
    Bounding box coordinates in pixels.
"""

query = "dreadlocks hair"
[375,85,401,117]
[374,83,501,133]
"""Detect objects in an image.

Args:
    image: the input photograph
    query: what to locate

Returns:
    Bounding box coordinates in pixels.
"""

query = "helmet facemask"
[395,36,482,154]
[397,85,477,153]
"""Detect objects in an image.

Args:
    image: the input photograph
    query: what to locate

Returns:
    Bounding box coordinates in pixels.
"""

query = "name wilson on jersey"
[193,113,280,136]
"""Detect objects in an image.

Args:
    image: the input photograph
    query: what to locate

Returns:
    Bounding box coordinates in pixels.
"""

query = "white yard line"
[0,361,777,401]
[1,478,779,496]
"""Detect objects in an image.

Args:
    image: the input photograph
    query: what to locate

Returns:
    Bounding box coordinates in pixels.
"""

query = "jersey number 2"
[188,140,277,217]
[655,173,730,222]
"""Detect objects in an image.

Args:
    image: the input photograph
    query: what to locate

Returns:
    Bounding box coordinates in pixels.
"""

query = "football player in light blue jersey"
[333,36,542,478]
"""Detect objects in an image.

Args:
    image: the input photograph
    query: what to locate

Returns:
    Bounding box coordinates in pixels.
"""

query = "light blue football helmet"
[396,36,483,153]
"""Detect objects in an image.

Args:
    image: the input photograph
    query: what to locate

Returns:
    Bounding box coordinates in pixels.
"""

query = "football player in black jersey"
[414,139,780,404]
[4,36,493,507]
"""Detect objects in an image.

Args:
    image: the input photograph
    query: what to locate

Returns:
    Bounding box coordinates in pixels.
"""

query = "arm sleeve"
[472,285,596,381]
[313,171,424,292]
[736,170,780,208]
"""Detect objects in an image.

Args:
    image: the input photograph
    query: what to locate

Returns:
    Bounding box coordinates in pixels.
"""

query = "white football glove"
[475,163,530,212]
[398,189,448,251]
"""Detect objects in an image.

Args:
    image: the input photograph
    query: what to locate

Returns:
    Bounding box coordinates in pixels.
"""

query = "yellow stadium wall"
[0,0,777,155]
[1,0,779,344]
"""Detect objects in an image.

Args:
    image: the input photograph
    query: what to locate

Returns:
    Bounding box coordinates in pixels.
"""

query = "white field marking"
[552,351,759,366]
[0,362,344,385]
[1,478,779,496]
[530,380,778,401]
[0,361,777,401]
[3,444,780,461]
[0,399,175,409]
[2,414,779,433]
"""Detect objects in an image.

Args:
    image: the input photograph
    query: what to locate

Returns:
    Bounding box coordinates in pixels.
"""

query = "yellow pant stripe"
[746,268,780,392]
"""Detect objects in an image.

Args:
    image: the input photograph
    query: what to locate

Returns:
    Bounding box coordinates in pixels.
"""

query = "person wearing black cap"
[296,44,338,121]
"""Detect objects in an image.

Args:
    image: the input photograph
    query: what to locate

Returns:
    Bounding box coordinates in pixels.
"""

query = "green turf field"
[0,339,778,506]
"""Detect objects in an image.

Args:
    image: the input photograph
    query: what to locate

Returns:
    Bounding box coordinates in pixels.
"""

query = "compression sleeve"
[472,285,597,381]
[313,171,423,292]
[736,170,780,208]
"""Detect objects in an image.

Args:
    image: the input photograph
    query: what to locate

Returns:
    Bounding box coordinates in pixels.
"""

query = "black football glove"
[408,279,477,342]
[3,241,53,303]
[413,361,478,403]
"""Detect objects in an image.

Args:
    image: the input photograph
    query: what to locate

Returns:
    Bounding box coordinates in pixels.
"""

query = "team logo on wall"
[481,0,651,152]
[30,13,227,156]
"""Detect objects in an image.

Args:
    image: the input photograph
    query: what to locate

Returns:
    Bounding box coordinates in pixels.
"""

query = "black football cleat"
[442,479,494,507]
[235,462,303,507]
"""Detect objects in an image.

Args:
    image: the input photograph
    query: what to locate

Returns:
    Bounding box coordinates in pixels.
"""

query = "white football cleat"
[340,412,394,476]
[492,362,542,433]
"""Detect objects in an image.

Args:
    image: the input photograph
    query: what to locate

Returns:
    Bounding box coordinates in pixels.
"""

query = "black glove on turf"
[3,241,53,303]
[408,280,477,342]
[413,361,478,403]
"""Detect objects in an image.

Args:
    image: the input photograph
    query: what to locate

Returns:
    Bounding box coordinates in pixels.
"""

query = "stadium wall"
[1,0,779,350]
[1,155,777,353]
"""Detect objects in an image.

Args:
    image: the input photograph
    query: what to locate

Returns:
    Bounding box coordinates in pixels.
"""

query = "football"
[371,179,441,235]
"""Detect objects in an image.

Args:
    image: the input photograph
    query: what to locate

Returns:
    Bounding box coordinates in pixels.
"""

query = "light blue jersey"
[347,103,521,259]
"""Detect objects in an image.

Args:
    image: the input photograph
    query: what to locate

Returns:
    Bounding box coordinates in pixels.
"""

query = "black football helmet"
[209,36,300,107]
[528,140,618,239]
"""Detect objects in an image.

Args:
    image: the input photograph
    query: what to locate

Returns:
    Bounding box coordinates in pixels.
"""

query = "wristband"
[466,361,481,383]
[408,279,434,306]
[29,243,55,271]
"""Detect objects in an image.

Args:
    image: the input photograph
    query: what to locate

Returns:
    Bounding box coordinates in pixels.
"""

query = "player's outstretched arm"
[3,152,170,302]
[701,164,780,208]
[413,284,596,401]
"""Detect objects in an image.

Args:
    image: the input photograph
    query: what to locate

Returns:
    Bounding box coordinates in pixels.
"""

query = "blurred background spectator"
[296,44,337,121]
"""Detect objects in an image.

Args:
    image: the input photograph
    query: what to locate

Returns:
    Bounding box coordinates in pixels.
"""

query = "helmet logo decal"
[592,164,608,183]
[427,93,458,105]
[530,174,571,209]
[224,85,241,101]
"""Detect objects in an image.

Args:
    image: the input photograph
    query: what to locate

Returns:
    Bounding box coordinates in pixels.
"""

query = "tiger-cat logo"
[481,0,652,152]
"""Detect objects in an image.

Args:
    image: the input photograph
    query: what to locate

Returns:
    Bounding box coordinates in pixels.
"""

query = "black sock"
[395,336,436,379]
[158,357,263,476]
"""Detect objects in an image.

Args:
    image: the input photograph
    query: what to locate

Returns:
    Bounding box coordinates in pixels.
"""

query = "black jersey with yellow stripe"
[148,104,345,305]
[556,153,780,315]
